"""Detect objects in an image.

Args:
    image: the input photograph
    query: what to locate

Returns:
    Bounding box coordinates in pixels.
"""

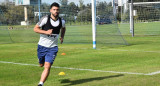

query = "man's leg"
[38,46,58,86]
[39,62,52,83]
[37,45,45,68]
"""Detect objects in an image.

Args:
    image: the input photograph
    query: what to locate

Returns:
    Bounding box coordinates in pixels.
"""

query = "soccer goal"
[0,0,128,48]
[119,1,160,36]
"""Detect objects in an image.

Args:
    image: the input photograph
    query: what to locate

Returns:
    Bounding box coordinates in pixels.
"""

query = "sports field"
[0,22,160,86]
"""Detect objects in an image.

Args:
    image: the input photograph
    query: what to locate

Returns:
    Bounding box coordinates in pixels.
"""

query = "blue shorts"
[37,45,58,64]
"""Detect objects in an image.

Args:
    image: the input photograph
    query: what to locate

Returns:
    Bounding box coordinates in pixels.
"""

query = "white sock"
[39,81,44,85]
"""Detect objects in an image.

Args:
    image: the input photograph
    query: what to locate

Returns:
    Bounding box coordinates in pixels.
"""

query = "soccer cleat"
[38,84,42,86]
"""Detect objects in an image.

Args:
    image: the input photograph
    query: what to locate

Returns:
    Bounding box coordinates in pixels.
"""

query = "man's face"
[50,6,59,18]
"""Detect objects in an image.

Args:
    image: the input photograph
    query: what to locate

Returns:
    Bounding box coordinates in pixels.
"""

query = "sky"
[45,0,112,5]
[0,0,112,5]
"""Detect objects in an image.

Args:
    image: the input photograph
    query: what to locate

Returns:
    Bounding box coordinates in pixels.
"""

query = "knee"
[44,65,51,69]
[44,63,51,70]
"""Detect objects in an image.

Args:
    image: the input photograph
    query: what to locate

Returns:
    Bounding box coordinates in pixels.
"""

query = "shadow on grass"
[60,74,124,86]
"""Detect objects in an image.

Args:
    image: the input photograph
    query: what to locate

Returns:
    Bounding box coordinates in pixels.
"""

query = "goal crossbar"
[128,1,160,5]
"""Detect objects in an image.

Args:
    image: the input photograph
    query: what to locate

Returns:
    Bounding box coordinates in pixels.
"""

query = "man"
[34,2,66,86]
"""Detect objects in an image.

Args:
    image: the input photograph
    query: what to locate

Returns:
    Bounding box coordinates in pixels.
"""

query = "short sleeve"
[37,16,48,27]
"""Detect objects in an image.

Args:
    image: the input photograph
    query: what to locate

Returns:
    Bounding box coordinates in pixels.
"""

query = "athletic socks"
[38,81,44,86]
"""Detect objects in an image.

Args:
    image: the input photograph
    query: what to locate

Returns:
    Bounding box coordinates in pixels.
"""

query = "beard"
[52,13,59,18]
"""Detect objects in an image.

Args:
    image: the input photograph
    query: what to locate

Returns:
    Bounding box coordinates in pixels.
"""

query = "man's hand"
[34,25,53,35]
[45,29,53,35]
[60,37,63,44]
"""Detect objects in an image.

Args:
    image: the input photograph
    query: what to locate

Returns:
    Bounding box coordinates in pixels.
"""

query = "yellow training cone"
[58,72,65,76]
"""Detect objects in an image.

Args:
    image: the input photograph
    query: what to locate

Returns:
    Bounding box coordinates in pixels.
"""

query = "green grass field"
[0,22,160,86]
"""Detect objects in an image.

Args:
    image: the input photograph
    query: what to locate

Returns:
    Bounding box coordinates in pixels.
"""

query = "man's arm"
[34,25,52,35]
[60,27,66,44]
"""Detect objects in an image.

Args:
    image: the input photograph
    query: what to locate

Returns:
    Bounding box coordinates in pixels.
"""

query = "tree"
[79,0,84,9]
[68,2,78,24]
[5,5,24,25]
[0,5,7,24]
[59,0,69,22]
[59,0,68,14]
[68,2,77,15]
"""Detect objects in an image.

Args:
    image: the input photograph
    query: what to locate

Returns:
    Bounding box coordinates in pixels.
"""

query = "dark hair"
[50,2,60,9]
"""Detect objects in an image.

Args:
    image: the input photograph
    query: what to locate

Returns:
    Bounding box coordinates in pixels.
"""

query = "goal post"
[129,0,134,37]
[91,0,96,49]
[120,1,160,36]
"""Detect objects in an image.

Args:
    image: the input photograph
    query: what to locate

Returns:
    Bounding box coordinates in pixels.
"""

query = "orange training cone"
[61,53,66,55]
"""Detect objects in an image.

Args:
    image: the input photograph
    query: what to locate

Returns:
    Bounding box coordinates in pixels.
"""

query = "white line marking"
[0,61,39,66]
[108,49,160,53]
[0,61,159,75]
[145,71,160,75]
[60,47,89,50]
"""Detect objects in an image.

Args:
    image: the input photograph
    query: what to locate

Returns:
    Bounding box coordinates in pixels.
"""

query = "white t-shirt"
[37,15,65,48]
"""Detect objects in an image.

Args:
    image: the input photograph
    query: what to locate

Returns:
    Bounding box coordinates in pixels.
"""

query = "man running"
[34,2,66,86]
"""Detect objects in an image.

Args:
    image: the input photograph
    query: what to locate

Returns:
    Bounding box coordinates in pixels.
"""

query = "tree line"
[1,0,159,25]
[0,0,113,25]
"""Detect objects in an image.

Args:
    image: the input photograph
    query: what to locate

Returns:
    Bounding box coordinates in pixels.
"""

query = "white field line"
[108,49,160,53]
[60,47,89,50]
[0,61,159,76]
[145,71,160,75]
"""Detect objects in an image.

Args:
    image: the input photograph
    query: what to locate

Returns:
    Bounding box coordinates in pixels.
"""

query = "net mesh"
[0,0,127,47]
[119,1,160,36]
[96,0,128,47]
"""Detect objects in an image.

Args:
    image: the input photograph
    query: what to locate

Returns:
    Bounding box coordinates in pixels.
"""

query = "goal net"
[119,1,160,36]
[96,0,128,47]
[0,0,128,48]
